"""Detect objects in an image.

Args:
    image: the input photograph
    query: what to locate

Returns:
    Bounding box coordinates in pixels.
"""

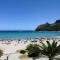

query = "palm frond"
[39,40,60,57]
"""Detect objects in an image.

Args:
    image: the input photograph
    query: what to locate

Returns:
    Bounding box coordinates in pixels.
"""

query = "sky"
[0,0,60,30]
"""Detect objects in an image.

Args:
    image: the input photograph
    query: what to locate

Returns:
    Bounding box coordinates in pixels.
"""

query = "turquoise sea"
[0,31,60,40]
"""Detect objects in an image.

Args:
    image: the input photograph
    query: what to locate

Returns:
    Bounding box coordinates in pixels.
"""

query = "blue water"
[0,31,60,39]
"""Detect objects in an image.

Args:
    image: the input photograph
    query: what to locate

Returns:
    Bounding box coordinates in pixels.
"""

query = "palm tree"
[40,40,60,60]
[26,44,41,60]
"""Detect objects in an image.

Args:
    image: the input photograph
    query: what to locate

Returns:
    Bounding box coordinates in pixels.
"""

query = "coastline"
[0,38,60,60]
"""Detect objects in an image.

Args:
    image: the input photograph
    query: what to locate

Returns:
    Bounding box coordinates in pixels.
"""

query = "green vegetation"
[0,49,3,58]
[19,41,60,60]
[26,44,41,60]
[19,50,28,59]
[25,41,60,60]
[20,50,26,54]
[40,41,60,60]
[36,20,60,31]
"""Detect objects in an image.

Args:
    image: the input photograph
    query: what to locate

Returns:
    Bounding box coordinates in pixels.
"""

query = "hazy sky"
[0,0,60,30]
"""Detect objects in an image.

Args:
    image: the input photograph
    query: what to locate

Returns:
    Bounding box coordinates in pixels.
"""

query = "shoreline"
[0,36,60,41]
[0,38,60,60]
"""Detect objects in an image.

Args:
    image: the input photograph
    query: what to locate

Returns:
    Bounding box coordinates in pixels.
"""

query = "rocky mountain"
[35,20,60,31]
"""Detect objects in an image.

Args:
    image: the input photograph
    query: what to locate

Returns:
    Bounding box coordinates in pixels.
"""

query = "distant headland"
[36,20,60,31]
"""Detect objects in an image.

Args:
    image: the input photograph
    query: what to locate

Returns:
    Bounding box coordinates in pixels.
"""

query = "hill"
[35,20,60,31]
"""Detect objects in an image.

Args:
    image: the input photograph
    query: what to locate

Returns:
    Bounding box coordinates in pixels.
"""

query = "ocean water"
[0,31,60,40]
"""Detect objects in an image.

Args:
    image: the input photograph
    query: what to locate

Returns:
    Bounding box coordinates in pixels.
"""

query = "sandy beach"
[0,39,60,60]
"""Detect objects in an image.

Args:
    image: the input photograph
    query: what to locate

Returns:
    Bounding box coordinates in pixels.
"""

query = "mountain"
[35,20,60,31]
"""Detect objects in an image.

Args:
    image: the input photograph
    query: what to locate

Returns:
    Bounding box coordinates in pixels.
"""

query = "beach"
[0,38,60,60]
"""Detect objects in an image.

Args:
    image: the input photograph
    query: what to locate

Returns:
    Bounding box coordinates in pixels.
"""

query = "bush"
[20,50,26,54]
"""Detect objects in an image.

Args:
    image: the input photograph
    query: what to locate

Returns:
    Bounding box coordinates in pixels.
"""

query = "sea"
[0,31,60,40]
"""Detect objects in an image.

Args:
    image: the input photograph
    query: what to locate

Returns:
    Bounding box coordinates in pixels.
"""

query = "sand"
[0,39,60,60]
